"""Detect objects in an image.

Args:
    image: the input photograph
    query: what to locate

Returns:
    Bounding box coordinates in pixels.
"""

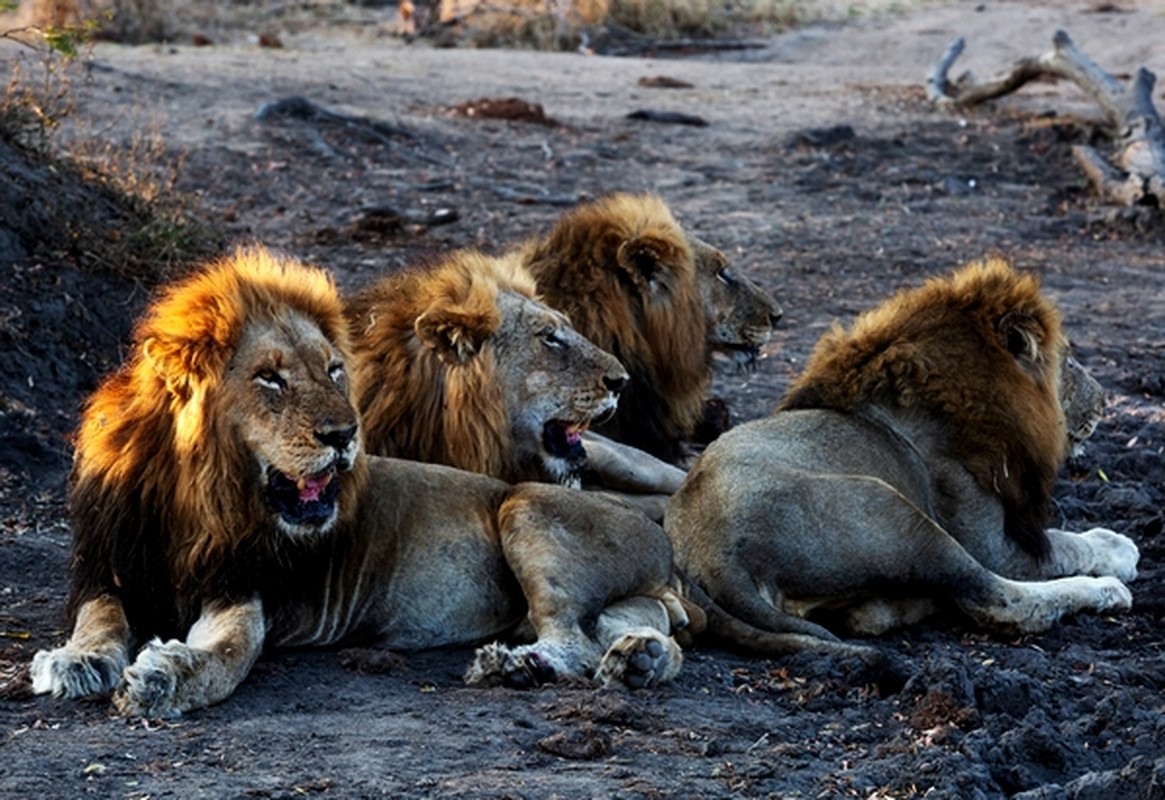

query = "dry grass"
[0,23,214,279]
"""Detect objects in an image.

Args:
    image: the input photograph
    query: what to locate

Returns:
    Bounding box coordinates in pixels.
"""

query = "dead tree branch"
[928,30,1165,209]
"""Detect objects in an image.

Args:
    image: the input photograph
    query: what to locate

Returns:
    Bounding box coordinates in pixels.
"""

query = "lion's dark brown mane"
[779,258,1066,559]
[66,248,367,639]
[520,194,708,464]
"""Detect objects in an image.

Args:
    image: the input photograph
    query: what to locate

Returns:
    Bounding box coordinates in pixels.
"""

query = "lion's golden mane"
[346,251,540,481]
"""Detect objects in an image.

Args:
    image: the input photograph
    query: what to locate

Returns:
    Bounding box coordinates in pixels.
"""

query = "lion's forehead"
[234,313,340,372]
[497,290,573,336]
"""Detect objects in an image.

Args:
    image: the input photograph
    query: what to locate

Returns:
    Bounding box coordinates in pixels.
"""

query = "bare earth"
[1,2,1164,797]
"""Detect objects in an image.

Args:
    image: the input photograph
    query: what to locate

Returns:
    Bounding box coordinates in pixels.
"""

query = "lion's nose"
[315,425,357,451]
[603,374,629,395]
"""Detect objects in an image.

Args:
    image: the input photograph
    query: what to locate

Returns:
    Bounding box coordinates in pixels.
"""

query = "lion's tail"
[674,573,882,664]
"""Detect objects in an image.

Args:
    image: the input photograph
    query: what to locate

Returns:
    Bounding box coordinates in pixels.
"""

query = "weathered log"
[928,30,1165,209]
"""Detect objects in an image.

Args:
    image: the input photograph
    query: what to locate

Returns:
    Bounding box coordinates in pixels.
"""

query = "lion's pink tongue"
[296,473,333,503]
[565,426,582,446]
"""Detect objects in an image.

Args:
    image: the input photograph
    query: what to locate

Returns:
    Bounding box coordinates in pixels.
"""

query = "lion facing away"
[346,248,686,518]
[519,193,782,464]
[30,248,689,717]
[666,258,1139,651]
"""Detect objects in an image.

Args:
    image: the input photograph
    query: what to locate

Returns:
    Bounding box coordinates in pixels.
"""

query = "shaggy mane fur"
[347,250,537,481]
[780,258,1067,559]
[520,193,707,463]
[67,247,367,638]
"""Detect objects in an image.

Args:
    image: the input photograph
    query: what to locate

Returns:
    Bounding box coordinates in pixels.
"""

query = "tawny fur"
[780,257,1066,557]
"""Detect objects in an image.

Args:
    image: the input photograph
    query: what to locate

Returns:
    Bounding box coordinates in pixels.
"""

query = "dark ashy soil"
[1,3,1163,797]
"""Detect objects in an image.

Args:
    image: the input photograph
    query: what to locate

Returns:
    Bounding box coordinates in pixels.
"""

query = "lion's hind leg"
[467,484,681,690]
[888,515,1134,635]
[30,594,130,699]
[956,573,1132,636]
[593,595,683,689]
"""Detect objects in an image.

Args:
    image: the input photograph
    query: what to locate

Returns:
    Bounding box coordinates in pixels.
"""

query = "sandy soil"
[1,1,1163,797]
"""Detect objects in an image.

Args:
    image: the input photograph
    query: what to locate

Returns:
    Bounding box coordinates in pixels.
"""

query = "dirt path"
[2,2,1163,797]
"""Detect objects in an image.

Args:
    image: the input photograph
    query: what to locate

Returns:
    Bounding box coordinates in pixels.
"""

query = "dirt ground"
[2,1,1164,797]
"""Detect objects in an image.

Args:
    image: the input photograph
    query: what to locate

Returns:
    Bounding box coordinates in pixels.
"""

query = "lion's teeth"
[296,477,307,491]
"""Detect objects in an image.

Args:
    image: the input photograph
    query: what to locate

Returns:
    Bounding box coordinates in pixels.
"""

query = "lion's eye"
[542,330,567,350]
[716,268,735,286]
[254,368,286,392]
[328,362,345,384]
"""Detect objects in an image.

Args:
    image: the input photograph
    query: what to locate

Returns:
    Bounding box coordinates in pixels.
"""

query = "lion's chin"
[265,466,342,536]
[721,344,761,373]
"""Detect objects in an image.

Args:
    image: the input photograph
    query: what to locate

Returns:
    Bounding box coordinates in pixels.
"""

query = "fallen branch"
[928,30,1165,208]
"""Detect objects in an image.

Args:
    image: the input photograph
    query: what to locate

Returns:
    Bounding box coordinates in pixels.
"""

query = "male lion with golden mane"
[30,248,689,717]
[346,248,687,519]
[666,258,1139,652]
[519,193,782,464]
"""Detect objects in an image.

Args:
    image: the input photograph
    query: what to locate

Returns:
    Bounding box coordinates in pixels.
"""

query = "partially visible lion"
[346,249,686,519]
[30,247,689,717]
[666,258,1139,650]
[519,193,782,464]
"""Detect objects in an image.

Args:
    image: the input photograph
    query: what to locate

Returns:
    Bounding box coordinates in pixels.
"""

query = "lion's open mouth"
[542,420,588,463]
[265,466,340,529]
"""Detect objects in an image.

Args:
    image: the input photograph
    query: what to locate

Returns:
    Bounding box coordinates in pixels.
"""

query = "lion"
[29,247,690,718]
[666,258,1139,652]
[346,248,686,520]
[518,193,783,464]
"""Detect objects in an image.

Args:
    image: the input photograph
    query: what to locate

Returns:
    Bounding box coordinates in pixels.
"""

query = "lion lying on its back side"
[667,258,1138,647]
[30,248,688,716]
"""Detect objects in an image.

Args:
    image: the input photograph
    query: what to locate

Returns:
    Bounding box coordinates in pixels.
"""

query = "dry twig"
[928,30,1165,208]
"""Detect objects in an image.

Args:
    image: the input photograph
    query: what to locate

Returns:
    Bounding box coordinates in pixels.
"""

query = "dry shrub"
[0,34,214,279]
[13,0,174,44]
[427,0,930,49]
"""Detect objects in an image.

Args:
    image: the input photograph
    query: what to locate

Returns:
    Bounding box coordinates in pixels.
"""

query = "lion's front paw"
[1079,527,1140,582]
[112,639,190,718]
[1093,575,1134,614]
[595,631,681,689]
[464,641,567,689]
[29,647,126,699]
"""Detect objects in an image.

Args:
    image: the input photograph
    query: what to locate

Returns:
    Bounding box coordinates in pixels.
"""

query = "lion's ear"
[616,233,684,290]
[142,336,217,401]
[415,306,494,365]
[999,311,1043,366]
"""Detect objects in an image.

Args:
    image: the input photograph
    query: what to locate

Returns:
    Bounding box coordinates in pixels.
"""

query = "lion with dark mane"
[519,193,782,464]
[346,249,686,517]
[667,258,1139,652]
[30,248,689,717]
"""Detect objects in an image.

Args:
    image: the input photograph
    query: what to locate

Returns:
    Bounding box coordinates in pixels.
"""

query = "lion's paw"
[595,632,681,690]
[111,639,189,718]
[464,641,568,689]
[1079,527,1140,582]
[1091,575,1134,613]
[29,647,125,699]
